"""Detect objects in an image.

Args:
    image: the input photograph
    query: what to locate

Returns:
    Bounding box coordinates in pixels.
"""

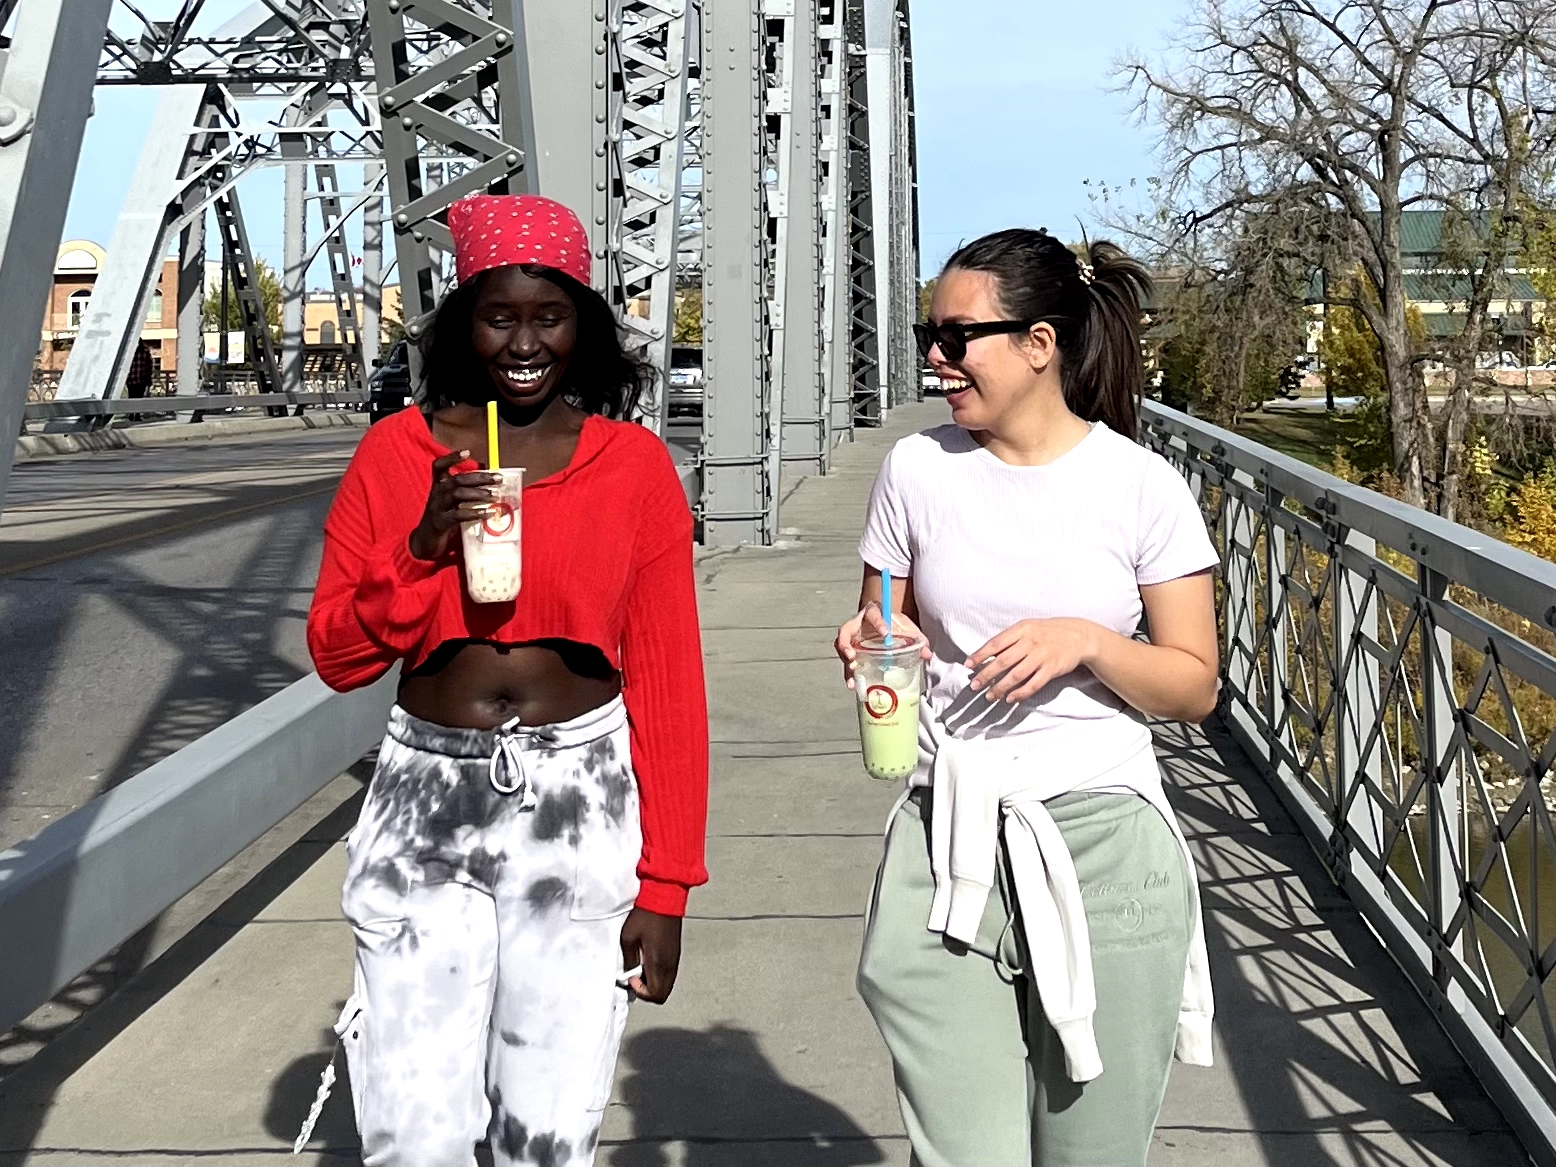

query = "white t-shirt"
[857,421,1218,782]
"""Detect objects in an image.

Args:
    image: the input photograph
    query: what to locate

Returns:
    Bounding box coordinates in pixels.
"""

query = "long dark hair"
[417,265,648,419]
[943,229,1151,438]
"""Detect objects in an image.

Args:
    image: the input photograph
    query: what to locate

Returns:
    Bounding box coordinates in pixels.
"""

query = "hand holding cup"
[409,450,503,562]
[834,601,930,690]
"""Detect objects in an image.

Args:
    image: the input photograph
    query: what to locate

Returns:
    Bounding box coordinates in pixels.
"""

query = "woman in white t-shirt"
[834,229,1220,1167]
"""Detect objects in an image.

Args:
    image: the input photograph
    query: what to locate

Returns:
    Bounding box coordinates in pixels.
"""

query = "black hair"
[417,265,648,419]
[943,229,1152,438]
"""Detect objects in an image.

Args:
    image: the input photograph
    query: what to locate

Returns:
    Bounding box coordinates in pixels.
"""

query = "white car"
[668,345,703,415]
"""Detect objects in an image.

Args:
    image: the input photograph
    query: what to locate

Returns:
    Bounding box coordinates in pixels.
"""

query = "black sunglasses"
[914,319,1038,363]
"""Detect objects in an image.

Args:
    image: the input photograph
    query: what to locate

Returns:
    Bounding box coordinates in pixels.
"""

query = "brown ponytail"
[943,230,1152,439]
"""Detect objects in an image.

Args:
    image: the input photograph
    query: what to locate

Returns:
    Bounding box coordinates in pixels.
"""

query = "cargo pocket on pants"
[587,986,632,1112]
[571,774,642,922]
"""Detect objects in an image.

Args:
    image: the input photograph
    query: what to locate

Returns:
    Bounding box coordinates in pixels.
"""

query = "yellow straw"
[486,399,500,470]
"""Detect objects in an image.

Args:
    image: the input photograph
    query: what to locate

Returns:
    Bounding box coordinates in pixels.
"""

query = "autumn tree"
[201,257,282,339]
[672,286,703,345]
[1122,0,1556,512]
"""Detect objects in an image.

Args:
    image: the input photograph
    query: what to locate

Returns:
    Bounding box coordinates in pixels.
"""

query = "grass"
[1231,409,1346,472]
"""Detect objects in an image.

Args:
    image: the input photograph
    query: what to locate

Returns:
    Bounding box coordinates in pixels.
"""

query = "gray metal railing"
[0,672,395,1034]
[1142,400,1556,1164]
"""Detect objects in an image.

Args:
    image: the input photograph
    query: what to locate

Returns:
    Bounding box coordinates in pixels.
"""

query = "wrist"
[407,525,442,562]
[1077,620,1110,667]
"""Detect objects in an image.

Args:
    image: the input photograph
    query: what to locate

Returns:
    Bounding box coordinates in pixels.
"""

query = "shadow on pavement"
[271,1024,888,1167]
[606,1025,886,1167]
[264,1017,360,1161]
[1151,717,1522,1167]
[0,786,368,1158]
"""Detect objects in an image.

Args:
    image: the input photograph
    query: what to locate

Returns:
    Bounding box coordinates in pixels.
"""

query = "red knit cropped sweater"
[306,406,708,915]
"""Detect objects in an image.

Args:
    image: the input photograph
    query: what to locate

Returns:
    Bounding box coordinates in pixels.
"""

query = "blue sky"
[61,1,1190,284]
[912,0,1190,275]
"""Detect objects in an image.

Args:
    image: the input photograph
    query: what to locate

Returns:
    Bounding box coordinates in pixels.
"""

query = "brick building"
[38,240,179,379]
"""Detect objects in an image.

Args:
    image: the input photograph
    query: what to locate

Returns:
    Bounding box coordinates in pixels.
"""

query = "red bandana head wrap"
[445,194,592,287]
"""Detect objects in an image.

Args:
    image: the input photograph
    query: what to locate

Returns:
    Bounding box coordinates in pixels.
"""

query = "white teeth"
[941,378,970,391]
[504,366,547,385]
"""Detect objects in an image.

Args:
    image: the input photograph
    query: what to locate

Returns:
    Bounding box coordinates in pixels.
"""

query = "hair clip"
[1078,261,1095,286]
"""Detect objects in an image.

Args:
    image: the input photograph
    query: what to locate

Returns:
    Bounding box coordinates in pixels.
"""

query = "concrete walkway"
[0,401,1529,1165]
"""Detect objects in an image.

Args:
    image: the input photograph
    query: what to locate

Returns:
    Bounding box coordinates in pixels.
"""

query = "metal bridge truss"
[0,0,918,543]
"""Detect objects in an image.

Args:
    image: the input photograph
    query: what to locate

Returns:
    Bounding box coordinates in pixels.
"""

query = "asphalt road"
[0,429,367,851]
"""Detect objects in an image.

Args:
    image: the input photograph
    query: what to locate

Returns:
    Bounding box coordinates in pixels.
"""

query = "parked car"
[921,367,942,395]
[368,339,414,425]
[668,345,703,415]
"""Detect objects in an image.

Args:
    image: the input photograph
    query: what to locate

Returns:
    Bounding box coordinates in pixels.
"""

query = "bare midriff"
[397,641,621,730]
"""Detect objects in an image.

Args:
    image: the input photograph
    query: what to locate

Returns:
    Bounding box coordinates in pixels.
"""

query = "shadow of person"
[263,1016,361,1160]
[608,1025,886,1167]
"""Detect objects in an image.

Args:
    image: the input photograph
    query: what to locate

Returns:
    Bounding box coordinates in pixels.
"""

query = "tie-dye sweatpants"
[335,697,641,1167]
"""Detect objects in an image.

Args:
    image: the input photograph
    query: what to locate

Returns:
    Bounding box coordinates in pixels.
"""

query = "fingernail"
[459,449,470,458]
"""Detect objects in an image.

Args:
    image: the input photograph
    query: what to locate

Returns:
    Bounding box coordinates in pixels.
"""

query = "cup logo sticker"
[482,502,516,538]
[865,684,898,720]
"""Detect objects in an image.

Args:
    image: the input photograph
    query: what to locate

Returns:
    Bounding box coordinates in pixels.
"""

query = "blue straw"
[880,569,893,647]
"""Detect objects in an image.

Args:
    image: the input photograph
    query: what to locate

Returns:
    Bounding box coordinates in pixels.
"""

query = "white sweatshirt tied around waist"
[923,717,1215,1083]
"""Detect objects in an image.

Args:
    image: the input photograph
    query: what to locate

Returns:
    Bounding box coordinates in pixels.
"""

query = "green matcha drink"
[854,635,925,781]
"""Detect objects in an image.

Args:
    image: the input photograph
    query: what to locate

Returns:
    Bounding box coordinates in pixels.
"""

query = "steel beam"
[515,0,609,308]
[817,0,850,456]
[608,0,694,432]
[700,0,773,544]
[54,85,208,407]
[368,0,530,332]
[862,0,894,415]
[0,0,109,508]
[281,125,307,394]
[775,0,825,474]
[362,160,385,366]
[176,217,206,397]
[312,158,369,392]
[843,0,880,427]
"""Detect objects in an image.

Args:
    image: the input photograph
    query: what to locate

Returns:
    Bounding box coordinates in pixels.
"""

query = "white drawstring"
[488,719,557,807]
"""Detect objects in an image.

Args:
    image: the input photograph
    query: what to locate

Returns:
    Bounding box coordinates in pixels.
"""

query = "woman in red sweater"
[303,194,708,1167]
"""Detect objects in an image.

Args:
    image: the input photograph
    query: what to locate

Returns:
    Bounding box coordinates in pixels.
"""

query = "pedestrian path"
[0,401,1528,1165]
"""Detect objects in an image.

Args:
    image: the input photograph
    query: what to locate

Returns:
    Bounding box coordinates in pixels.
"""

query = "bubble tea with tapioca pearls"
[461,467,524,603]
[853,634,925,781]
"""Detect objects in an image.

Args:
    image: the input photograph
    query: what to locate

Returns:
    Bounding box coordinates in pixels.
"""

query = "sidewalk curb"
[15,411,366,460]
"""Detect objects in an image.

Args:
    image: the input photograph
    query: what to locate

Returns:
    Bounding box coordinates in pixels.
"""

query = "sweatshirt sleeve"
[619,446,709,916]
[306,443,453,692]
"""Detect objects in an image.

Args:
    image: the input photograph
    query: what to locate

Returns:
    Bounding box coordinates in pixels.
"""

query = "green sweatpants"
[857,787,1196,1167]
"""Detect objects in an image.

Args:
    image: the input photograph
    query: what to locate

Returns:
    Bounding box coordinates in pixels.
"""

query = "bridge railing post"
[1418,564,1467,979]
[1222,467,1262,750]
[1335,527,1384,883]
[1263,484,1291,766]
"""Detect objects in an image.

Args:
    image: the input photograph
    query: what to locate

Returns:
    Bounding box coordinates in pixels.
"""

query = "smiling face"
[926,267,1054,433]
[470,266,578,409]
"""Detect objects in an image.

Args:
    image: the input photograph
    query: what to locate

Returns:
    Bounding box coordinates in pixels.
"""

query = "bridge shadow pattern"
[0,483,338,1152]
[1150,717,1525,1167]
[261,1023,887,1167]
